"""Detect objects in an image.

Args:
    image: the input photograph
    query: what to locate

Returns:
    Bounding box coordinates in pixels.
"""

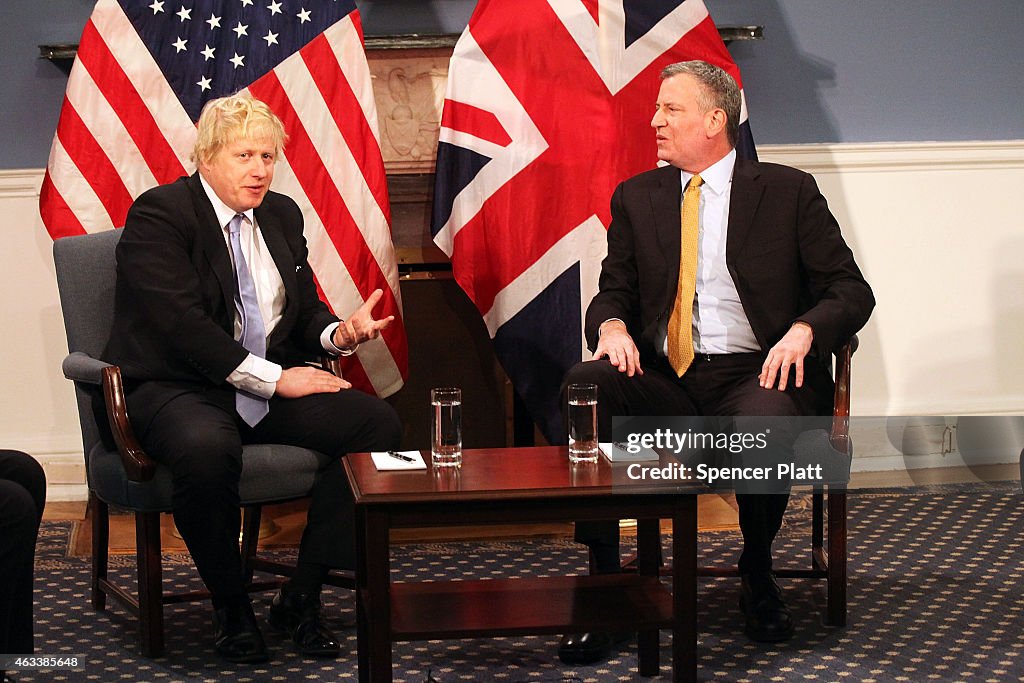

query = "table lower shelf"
[382,574,676,640]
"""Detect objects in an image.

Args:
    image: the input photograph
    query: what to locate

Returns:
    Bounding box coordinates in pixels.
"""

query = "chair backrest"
[53,230,122,459]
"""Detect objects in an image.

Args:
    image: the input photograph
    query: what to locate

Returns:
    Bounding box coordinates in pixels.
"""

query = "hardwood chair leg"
[811,488,824,566]
[89,492,109,611]
[240,505,261,585]
[136,511,165,658]
[825,490,847,627]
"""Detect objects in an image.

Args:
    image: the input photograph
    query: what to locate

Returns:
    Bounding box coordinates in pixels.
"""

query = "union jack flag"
[40,0,407,397]
[432,0,754,441]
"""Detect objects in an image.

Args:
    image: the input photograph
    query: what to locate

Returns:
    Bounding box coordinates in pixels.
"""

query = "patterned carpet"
[14,484,1024,682]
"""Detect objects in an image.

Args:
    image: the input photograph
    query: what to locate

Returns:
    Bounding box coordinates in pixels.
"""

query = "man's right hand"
[592,320,643,376]
[275,366,351,398]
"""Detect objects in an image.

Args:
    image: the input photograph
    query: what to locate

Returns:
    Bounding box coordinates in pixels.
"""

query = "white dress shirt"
[659,149,760,356]
[200,177,347,398]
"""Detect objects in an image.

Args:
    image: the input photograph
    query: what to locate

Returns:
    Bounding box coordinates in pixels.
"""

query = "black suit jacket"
[586,159,874,377]
[103,173,338,428]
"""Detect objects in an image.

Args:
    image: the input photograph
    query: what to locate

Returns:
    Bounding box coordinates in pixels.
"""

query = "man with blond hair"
[103,94,401,663]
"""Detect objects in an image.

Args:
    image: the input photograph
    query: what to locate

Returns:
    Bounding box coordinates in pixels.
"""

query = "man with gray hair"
[104,93,402,663]
[558,61,874,664]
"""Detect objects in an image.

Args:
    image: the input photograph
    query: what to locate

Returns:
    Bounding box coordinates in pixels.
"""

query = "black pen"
[387,450,415,462]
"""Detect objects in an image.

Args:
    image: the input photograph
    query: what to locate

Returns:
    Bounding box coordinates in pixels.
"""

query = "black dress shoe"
[740,572,794,643]
[557,631,631,665]
[213,602,270,663]
[268,586,342,658]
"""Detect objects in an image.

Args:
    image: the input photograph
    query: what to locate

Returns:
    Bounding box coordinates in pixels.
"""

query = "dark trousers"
[563,353,830,575]
[129,386,401,601]
[0,450,46,655]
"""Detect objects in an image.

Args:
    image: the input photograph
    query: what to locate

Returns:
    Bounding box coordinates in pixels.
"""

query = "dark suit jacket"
[586,159,874,384]
[102,173,338,430]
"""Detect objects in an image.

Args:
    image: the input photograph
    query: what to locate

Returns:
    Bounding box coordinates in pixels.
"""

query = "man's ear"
[705,108,728,138]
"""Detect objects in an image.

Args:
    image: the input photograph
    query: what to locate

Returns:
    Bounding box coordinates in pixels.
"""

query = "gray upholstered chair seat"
[88,443,331,512]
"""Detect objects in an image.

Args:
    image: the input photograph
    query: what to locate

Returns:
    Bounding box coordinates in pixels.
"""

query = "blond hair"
[191,94,287,165]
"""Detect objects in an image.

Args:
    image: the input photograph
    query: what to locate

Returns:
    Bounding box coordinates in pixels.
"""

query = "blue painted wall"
[4,0,1022,169]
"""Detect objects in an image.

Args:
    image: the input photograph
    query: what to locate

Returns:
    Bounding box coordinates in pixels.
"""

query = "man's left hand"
[332,289,395,351]
[759,322,814,391]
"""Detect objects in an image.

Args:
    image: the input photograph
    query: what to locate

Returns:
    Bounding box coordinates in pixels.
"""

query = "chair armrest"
[62,351,112,385]
[829,335,858,455]
[101,365,157,482]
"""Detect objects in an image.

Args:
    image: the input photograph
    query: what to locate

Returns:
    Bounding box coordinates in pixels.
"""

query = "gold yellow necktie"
[667,174,703,377]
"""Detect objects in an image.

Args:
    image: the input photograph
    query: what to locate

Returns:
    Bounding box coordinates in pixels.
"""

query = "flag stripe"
[89,0,196,166]
[65,54,160,201]
[269,38,396,278]
[247,71,405,357]
[39,171,86,239]
[55,98,134,229]
[440,100,513,148]
[76,19,187,186]
[297,37,392,241]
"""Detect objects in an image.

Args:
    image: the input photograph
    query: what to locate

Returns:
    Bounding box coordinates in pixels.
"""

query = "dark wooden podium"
[344,446,701,682]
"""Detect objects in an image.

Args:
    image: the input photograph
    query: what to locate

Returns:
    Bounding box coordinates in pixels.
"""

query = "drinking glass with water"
[567,383,599,463]
[431,387,462,467]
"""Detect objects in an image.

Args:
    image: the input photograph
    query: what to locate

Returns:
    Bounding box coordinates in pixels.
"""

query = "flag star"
[172,36,188,53]
[176,6,191,22]
[201,44,216,61]
[206,14,221,29]
[240,0,253,6]
[233,22,248,38]
[263,30,279,46]
[230,53,245,69]
[267,1,282,15]
[297,8,311,23]
[197,76,212,92]
[148,1,164,14]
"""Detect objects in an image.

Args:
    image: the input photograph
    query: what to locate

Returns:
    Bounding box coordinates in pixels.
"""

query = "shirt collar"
[199,174,255,230]
[680,148,736,196]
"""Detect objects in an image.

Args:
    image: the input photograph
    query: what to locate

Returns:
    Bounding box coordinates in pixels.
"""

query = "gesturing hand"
[276,366,351,398]
[592,320,643,376]
[759,322,813,391]
[332,289,395,351]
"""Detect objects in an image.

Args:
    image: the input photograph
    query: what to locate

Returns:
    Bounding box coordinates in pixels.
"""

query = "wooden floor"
[44,463,1018,555]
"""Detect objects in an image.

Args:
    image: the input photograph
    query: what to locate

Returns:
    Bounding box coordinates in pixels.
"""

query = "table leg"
[365,508,393,682]
[673,496,697,683]
[355,505,369,683]
[636,517,660,677]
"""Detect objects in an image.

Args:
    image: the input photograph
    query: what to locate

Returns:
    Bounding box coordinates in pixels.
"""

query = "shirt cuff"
[598,318,626,338]
[226,354,282,399]
[321,322,357,357]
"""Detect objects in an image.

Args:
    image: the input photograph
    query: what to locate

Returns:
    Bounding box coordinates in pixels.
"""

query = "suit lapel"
[650,165,683,300]
[186,174,235,314]
[253,202,298,347]
[727,160,764,263]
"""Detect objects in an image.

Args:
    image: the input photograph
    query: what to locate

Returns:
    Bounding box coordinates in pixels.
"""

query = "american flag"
[432,0,754,442]
[40,0,407,397]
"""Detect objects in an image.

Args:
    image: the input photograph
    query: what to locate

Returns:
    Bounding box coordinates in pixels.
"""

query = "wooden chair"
[54,230,352,657]
[621,338,856,627]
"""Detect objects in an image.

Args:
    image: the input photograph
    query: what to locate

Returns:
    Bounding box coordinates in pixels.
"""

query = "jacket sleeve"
[791,172,875,354]
[585,182,643,351]
[274,196,339,354]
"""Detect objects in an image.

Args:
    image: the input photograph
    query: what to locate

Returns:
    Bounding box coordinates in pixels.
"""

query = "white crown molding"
[757,140,1024,174]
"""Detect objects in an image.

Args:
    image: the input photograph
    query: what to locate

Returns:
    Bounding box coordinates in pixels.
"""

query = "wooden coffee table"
[344,446,700,682]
